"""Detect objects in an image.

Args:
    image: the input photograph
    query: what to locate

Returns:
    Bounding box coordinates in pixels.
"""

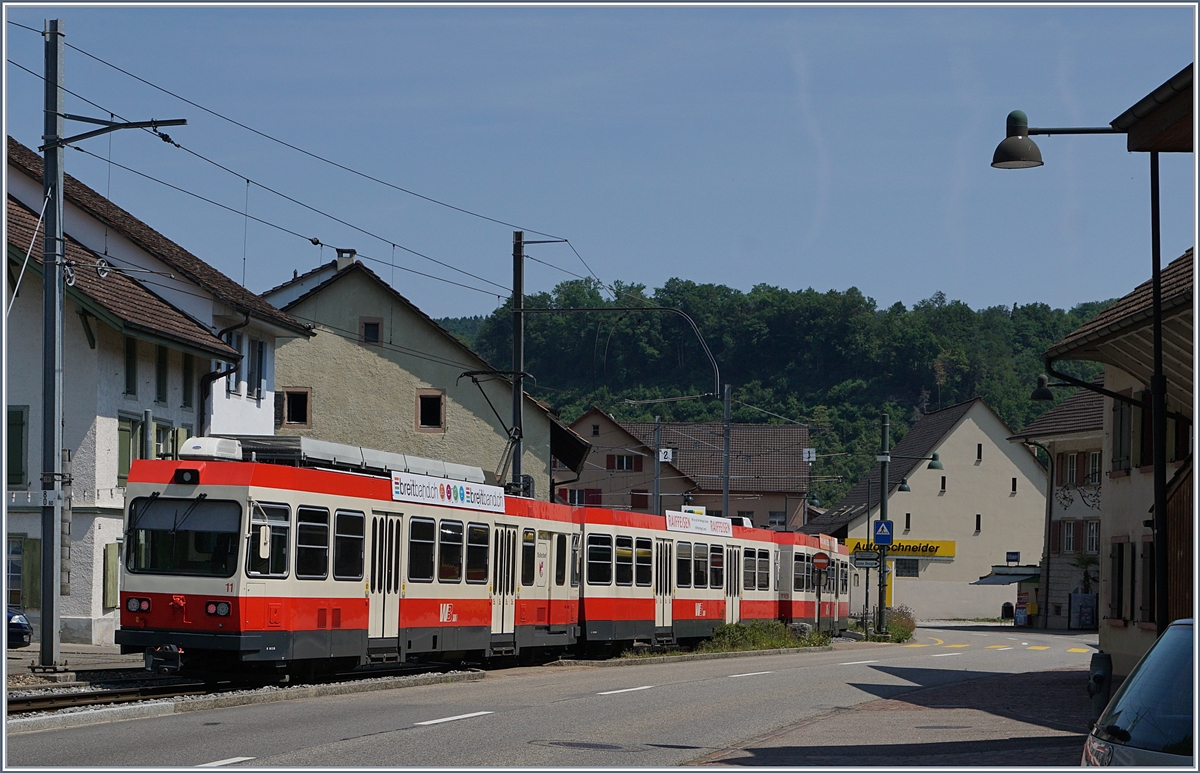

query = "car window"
[1096,622,1193,756]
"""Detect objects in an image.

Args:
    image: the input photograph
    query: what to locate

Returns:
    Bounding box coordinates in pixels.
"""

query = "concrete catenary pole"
[511,231,524,494]
[722,384,731,518]
[40,18,65,667]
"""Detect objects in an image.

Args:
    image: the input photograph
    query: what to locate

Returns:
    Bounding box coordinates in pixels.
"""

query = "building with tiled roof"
[560,408,812,529]
[1040,248,1193,676]
[262,257,589,501]
[6,134,310,646]
[805,399,1045,622]
[1008,386,1105,632]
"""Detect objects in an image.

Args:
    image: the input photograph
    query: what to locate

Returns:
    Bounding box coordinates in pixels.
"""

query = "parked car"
[1082,618,1193,766]
[7,608,32,649]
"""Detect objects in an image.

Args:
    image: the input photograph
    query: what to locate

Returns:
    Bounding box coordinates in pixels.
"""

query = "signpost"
[851,551,880,569]
[811,552,830,571]
[872,520,894,546]
[812,552,830,631]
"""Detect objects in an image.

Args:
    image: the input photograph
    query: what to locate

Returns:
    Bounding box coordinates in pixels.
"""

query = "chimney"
[335,248,357,272]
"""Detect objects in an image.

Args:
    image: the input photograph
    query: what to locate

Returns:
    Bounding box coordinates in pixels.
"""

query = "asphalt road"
[6,625,1098,768]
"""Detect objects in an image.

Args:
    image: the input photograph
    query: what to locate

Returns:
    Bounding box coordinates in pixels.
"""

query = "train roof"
[211,434,487,485]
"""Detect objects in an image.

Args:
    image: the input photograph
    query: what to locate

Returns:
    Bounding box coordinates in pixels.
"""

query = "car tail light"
[126,597,151,613]
[1082,734,1112,766]
[206,601,231,617]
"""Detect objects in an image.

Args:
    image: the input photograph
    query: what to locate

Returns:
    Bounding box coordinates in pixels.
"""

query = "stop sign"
[812,551,830,571]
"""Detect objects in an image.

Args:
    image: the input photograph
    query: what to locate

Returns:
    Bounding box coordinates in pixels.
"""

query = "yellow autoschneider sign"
[847,539,956,559]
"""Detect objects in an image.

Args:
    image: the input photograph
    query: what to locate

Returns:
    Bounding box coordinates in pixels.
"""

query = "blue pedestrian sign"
[873,519,894,546]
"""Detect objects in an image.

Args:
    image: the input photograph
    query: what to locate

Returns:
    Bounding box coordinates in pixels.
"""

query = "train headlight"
[126,598,140,612]
[206,601,231,616]
[216,602,231,616]
[126,597,151,613]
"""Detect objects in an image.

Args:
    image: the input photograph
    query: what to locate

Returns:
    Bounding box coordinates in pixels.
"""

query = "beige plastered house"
[263,257,588,498]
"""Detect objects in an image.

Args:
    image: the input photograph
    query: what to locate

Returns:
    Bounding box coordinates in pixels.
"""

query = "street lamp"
[993,109,1171,636]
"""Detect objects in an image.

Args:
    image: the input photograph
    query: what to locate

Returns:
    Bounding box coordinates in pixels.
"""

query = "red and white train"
[116,436,848,675]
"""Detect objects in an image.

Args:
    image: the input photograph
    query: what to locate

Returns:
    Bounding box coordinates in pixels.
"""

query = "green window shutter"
[118,419,132,485]
[21,538,41,610]
[103,543,120,608]
[7,408,26,486]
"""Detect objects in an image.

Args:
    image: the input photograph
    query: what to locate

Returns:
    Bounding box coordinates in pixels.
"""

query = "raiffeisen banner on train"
[664,510,734,538]
[390,471,506,513]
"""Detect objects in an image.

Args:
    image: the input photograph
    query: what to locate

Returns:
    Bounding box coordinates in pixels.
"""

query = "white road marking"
[198,758,255,768]
[728,671,773,678]
[1021,642,1029,646]
[971,632,989,636]
[598,685,654,695]
[993,647,1013,651]
[932,652,962,657]
[413,710,494,725]
[1006,637,1018,640]
[839,660,878,665]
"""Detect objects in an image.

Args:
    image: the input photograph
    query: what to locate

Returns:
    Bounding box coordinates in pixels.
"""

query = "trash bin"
[1001,602,1014,619]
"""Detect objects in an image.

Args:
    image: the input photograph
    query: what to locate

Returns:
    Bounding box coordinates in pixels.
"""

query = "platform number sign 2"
[873,519,893,546]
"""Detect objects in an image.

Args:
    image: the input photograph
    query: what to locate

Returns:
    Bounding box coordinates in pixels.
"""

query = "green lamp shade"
[926,452,944,470]
[992,110,1043,169]
[898,477,911,493]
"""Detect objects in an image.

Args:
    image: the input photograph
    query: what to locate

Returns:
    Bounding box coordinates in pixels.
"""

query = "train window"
[248,502,290,578]
[333,511,364,580]
[125,496,240,578]
[615,536,634,586]
[635,538,652,586]
[586,534,612,585]
[757,549,770,591]
[840,561,849,594]
[570,534,580,587]
[792,554,803,592]
[438,520,464,582]
[408,518,436,582]
[709,544,723,590]
[296,507,329,580]
[466,524,489,584]
[693,542,708,588]
[676,542,692,588]
[520,530,536,586]
[743,550,756,591]
[555,534,567,586]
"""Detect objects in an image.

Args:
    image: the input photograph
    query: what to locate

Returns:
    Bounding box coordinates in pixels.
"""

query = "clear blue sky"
[4,5,1195,320]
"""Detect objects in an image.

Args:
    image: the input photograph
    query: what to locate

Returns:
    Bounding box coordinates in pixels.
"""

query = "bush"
[886,604,916,643]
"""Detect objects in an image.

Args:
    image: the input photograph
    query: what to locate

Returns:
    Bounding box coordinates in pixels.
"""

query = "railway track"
[7,683,210,715]
[7,661,461,717]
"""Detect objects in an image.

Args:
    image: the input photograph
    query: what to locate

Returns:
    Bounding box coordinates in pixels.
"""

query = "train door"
[654,538,673,628]
[491,524,517,635]
[725,545,740,624]
[368,512,402,639]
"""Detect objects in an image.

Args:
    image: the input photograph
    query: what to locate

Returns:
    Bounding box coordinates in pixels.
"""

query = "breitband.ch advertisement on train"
[390,471,506,512]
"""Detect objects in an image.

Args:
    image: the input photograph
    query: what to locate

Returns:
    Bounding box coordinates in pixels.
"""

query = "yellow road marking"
[928,637,944,645]
[985,645,1008,649]
[1027,646,1050,650]
[945,644,970,648]
[1068,648,1091,653]
[905,643,930,648]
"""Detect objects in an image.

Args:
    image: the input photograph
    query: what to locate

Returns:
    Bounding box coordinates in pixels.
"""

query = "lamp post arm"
[1027,126,1123,136]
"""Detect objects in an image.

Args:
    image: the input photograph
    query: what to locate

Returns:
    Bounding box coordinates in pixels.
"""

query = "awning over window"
[971,573,1039,586]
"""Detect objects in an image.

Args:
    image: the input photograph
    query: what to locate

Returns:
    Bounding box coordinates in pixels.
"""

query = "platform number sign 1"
[873,519,894,546]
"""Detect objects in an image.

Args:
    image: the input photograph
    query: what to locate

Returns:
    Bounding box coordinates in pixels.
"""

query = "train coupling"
[145,644,184,674]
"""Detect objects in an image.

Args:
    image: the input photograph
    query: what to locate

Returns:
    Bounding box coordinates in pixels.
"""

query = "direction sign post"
[851,551,880,569]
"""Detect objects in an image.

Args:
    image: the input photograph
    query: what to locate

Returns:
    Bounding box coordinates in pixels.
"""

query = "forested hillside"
[439,279,1110,504]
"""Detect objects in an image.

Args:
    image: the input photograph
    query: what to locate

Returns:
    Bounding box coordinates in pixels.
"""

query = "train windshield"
[125,496,241,577]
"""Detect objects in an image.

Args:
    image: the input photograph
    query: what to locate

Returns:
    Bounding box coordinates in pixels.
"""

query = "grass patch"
[695,621,831,653]
[886,604,916,643]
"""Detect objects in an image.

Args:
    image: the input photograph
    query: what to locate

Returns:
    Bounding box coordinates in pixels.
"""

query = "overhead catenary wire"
[7,33,615,299]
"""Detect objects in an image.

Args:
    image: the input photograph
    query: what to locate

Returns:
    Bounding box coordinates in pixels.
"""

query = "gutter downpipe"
[199,314,250,436]
[1022,439,1054,630]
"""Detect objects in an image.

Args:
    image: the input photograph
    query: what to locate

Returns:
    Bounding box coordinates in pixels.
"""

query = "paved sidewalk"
[690,667,1096,767]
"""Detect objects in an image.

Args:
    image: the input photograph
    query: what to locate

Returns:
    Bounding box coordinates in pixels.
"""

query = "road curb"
[6,669,484,734]
[549,645,833,667]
